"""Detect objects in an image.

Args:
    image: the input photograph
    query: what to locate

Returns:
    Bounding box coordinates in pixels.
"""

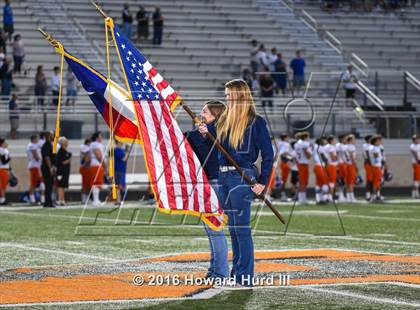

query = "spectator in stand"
[35,65,47,106]
[114,140,129,204]
[273,53,287,95]
[343,64,358,104]
[290,50,306,96]
[152,7,164,45]
[250,39,259,74]
[256,44,269,74]
[122,3,133,39]
[12,34,24,75]
[136,5,149,42]
[56,137,71,206]
[363,0,374,12]
[0,29,6,53]
[8,93,18,139]
[267,48,277,72]
[3,0,13,42]
[65,66,77,106]
[0,46,5,69]
[260,73,274,108]
[51,66,60,106]
[41,131,55,208]
[0,138,10,205]
[1,58,12,96]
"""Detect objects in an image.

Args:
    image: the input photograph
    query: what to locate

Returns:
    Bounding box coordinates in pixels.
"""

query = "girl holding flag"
[200,79,273,286]
[187,100,229,280]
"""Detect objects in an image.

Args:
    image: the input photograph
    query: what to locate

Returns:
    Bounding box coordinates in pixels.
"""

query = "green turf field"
[0,199,419,309]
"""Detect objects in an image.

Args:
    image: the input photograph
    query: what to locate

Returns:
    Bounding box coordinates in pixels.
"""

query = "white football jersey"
[295,139,312,164]
[26,142,41,169]
[90,142,105,167]
[410,143,420,164]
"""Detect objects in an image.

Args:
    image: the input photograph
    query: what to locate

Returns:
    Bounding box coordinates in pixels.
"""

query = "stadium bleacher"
[291,0,420,109]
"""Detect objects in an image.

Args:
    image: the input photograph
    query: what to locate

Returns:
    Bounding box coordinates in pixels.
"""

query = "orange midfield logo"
[1,249,419,305]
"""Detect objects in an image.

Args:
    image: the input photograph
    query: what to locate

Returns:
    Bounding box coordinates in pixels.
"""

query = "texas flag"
[64,52,140,143]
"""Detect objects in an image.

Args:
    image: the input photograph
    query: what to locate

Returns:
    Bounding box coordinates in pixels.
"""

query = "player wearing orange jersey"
[325,135,338,201]
[344,134,358,203]
[277,133,291,202]
[295,132,312,204]
[336,134,347,202]
[313,137,329,204]
[0,138,10,205]
[369,135,384,202]
[410,134,420,199]
[80,138,91,204]
[26,135,45,205]
[362,135,374,200]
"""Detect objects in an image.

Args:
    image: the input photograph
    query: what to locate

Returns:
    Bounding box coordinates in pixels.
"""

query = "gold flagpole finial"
[91,0,108,18]
[38,28,63,53]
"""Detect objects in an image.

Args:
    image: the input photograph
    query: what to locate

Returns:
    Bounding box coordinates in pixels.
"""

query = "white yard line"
[256,211,419,222]
[0,243,117,261]
[0,210,151,225]
[254,230,420,247]
[299,286,420,308]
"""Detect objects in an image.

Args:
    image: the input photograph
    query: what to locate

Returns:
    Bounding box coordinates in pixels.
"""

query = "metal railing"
[350,53,369,77]
[356,81,384,111]
[403,71,420,107]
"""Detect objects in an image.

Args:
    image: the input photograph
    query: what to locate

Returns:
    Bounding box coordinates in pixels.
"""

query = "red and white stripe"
[134,99,225,229]
[143,61,178,111]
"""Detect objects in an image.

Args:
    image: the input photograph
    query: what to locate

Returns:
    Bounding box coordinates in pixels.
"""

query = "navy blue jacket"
[185,122,219,180]
[218,115,274,184]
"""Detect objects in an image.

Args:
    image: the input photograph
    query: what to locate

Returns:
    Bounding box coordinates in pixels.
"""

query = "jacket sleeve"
[255,117,274,184]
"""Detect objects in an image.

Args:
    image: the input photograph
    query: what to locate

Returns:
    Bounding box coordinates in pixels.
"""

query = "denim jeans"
[218,168,255,286]
[1,79,12,96]
[153,26,163,44]
[203,179,229,278]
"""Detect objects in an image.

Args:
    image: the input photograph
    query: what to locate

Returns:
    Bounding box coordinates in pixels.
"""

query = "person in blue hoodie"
[200,79,274,286]
[186,100,228,280]
[3,0,13,42]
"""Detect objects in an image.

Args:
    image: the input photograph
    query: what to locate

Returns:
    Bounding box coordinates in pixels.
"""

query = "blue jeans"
[153,26,163,44]
[218,168,255,286]
[1,79,12,96]
[204,179,229,278]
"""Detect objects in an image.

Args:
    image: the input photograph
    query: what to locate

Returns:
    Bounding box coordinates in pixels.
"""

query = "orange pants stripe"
[364,162,373,183]
[80,166,92,192]
[29,167,43,188]
[413,163,420,182]
[326,164,337,185]
[298,163,309,187]
[280,162,291,184]
[338,163,347,182]
[314,165,328,187]
[90,165,105,186]
[372,166,382,189]
[346,164,357,186]
[0,168,8,191]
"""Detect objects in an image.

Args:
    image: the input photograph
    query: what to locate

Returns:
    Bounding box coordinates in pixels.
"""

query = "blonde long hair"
[217,79,256,149]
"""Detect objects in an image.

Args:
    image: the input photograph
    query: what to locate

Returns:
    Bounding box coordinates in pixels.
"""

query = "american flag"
[112,25,226,230]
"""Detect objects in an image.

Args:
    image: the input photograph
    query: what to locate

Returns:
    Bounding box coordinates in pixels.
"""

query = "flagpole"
[180,102,287,225]
[89,3,286,225]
